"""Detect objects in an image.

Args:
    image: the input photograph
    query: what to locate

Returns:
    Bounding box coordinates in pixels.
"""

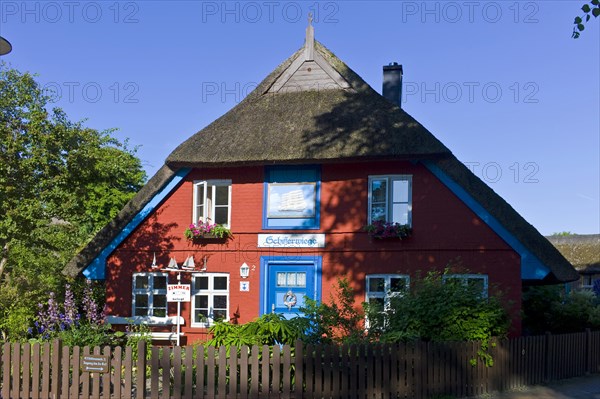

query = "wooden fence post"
[136,340,147,399]
[586,328,592,375]
[51,339,62,399]
[544,332,552,383]
[2,342,11,399]
[294,340,303,399]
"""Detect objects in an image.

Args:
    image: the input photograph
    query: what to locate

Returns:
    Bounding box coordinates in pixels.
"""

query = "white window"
[368,175,412,226]
[365,274,410,310]
[193,180,232,227]
[442,274,488,298]
[132,273,168,317]
[580,275,599,290]
[192,273,229,327]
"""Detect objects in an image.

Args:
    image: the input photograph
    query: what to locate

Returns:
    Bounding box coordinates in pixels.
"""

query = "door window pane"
[277,272,286,286]
[296,273,306,287]
[287,273,297,286]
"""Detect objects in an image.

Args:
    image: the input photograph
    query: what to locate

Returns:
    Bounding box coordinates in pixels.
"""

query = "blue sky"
[1,1,598,235]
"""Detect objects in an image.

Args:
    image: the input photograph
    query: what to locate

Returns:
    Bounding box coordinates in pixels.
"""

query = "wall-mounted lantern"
[0,37,12,56]
[240,263,250,278]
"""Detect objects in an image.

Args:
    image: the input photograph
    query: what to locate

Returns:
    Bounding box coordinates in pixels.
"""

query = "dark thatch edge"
[63,165,178,277]
[546,234,600,273]
[433,156,580,283]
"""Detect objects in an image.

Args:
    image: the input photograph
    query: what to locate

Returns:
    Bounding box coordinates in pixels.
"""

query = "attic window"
[368,175,412,227]
[193,180,232,228]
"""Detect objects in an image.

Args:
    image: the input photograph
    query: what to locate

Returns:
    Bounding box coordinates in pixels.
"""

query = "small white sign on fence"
[167,284,191,302]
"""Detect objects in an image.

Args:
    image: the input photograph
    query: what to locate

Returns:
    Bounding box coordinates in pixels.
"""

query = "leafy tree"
[573,0,600,38]
[0,63,146,341]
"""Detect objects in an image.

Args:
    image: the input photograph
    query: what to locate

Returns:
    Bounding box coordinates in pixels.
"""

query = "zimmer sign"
[167,284,191,302]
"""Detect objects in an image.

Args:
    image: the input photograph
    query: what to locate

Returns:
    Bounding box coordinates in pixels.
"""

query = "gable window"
[368,175,412,226]
[442,274,488,298]
[193,180,232,227]
[192,273,229,327]
[132,273,168,317]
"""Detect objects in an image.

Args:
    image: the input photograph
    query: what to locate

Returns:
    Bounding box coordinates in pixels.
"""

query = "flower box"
[364,221,412,240]
[184,221,233,241]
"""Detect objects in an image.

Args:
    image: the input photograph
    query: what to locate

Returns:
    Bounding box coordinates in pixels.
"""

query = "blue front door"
[261,257,321,319]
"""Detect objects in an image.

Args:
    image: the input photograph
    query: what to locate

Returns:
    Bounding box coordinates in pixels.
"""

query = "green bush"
[206,313,300,348]
[293,278,366,345]
[523,286,600,334]
[365,271,510,344]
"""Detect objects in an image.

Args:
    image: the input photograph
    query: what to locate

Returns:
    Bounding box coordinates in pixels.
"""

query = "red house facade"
[65,25,578,344]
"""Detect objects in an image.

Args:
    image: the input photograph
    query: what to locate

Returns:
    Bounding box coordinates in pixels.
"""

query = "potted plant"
[184,220,233,240]
[364,220,412,240]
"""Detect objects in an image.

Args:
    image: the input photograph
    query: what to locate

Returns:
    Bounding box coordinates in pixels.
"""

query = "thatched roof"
[64,35,579,284]
[166,42,450,167]
[547,235,600,274]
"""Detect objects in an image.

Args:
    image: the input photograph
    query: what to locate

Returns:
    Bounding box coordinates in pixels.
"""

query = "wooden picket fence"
[1,331,599,399]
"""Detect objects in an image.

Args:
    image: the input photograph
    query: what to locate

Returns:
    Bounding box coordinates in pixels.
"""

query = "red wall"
[105,161,522,343]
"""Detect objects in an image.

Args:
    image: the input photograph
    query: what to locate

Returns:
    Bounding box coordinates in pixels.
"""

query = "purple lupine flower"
[47,293,59,320]
[82,280,100,323]
[63,284,79,327]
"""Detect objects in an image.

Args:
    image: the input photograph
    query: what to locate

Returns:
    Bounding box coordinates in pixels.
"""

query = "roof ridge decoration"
[267,15,351,94]
[305,12,314,61]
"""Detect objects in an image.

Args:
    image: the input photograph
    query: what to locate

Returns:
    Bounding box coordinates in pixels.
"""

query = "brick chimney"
[383,62,403,108]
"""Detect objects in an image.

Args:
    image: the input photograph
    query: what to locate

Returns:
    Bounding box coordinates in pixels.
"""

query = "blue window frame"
[263,165,321,229]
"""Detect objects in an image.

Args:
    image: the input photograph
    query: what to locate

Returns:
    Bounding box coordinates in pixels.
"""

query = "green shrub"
[523,286,600,334]
[206,313,300,348]
[365,271,510,344]
[293,278,366,345]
